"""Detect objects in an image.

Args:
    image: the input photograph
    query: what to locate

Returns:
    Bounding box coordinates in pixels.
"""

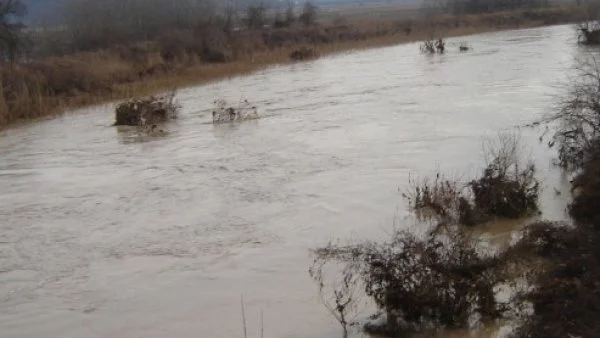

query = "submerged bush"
[469,161,539,219]
[404,174,479,226]
[405,134,539,226]
[469,134,540,219]
[312,227,508,335]
[420,38,445,54]
[115,91,179,126]
[211,99,259,124]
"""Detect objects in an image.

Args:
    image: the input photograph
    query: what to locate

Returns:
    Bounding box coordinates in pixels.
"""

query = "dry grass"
[0,6,582,130]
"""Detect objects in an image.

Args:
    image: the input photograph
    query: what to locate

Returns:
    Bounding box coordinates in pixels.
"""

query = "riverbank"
[0,6,581,129]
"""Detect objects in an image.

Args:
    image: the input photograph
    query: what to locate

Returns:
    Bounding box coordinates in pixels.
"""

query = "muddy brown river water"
[0,25,582,338]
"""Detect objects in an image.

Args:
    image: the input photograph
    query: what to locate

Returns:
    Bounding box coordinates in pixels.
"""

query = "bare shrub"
[246,3,266,30]
[470,133,540,219]
[0,0,27,63]
[570,158,600,226]
[312,227,507,335]
[404,174,477,225]
[212,99,259,124]
[541,55,600,169]
[309,258,362,337]
[421,40,436,53]
[508,222,600,338]
[515,46,600,338]
[420,38,445,54]
[115,91,179,126]
[299,1,318,27]
[289,47,318,61]
[404,134,539,225]
[285,0,296,26]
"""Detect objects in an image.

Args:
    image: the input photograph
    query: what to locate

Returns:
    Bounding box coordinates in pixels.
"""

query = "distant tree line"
[0,0,321,57]
[428,0,550,15]
[0,0,27,63]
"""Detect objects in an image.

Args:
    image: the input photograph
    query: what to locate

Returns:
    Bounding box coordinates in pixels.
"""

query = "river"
[0,25,580,338]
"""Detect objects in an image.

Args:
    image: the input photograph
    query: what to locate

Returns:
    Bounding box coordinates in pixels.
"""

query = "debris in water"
[115,91,179,127]
[212,99,259,124]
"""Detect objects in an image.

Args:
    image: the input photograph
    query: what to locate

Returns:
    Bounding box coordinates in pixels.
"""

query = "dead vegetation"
[289,47,319,61]
[576,0,600,44]
[471,134,540,219]
[311,226,509,337]
[420,38,446,54]
[404,133,539,227]
[508,221,600,338]
[211,99,259,124]
[506,53,600,338]
[312,132,547,336]
[539,55,600,169]
[310,220,574,336]
[114,91,179,127]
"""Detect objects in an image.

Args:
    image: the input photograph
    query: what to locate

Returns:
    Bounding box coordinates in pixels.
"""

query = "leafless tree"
[223,0,237,34]
[0,0,27,62]
[63,0,215,50]
[299,1,318,26]
[246,1,266,30]
[310,250,363,338]
[536,55,600,168]
[285,0,295,25]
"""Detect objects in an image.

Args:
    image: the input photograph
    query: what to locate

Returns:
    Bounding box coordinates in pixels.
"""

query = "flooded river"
[0,25,580,338]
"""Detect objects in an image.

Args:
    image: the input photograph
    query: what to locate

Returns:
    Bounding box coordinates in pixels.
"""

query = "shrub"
[0,0,28,63]
[420,38,445,54]
[514,47,600,338]
[469,162,539,219]
[541,55,600,169]
[115,91,179,126]
[289,47,318,61]
[405,134,539,225]
[312,227,508,335]
[299,1,318,27]
[470,133,540,219]
[420,40,436,54]
[509,222,600,338]
[211,99,258,124]
[404,174,478,225]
